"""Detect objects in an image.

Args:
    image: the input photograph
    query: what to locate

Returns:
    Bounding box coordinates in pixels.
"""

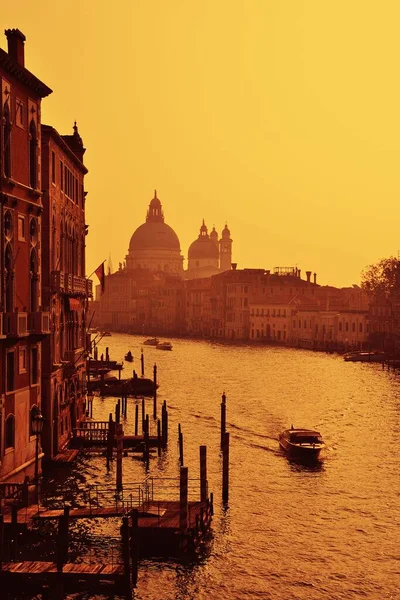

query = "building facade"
[40,123,90,459]
[0,30,52,481]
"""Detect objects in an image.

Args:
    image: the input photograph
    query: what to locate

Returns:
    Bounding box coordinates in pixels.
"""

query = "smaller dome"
[188,221,219,259]
[210,226,218,242]
[221,223,231,238]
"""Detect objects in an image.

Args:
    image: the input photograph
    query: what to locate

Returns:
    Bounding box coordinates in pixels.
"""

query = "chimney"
[298,269,301,279]
[313,272,317,285]
[231,263,237,271]
[5,29,26,67]
[306,271,311,283]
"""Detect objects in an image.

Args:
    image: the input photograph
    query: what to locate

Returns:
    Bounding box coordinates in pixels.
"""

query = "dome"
[128,191,181,252]
[188,221,219,259]
[129,221,180,251]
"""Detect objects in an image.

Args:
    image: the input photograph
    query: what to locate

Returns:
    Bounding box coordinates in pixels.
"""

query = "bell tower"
[219,224,232,272]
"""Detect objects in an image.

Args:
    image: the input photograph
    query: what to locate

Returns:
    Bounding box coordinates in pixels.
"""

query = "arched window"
[4,242,14,312]
[30,405,39,436]
[29,119,37,188]
[5,414,15,449]
[3,101,11,177]
[30,248,38,312]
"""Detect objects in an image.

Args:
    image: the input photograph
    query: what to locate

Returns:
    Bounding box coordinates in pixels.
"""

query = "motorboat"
[156,341,173,351]
[278,427,325,460]
[124,351,134,362]
[344,351,384,362]
[143,337,159,346]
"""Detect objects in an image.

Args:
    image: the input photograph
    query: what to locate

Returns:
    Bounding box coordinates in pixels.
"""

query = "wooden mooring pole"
[135,404,139,436]
[121,515,131,590]
[220,392,226,449]
[130,508,139,588]
[107,413,114,471]
[141,349,144,377]
[141,397,145,433]
[222,431,230,505]
[116,423,124,491]
[178,424,184,466]
[200,445,207,503]
[179,466,189,535]
[153,363,157,419]
[162,400,168,448]
[157,419,162,457]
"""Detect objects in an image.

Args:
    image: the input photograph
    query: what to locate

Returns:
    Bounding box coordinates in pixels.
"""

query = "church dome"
[129,191,181,252]
[188,220,219,259]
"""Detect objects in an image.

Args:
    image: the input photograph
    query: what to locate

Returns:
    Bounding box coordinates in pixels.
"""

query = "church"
[124,190,232,280]
[93,191,233,332]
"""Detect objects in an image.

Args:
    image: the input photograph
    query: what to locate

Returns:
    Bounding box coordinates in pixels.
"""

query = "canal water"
[32,335,400,598]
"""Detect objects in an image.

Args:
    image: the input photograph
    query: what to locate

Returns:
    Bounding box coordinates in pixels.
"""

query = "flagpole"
[87,259,106,279]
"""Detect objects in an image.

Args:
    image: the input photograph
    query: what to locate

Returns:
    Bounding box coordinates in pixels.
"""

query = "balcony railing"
[3,312,28,337]
[52,271,93,296]
[64,347,85,366]
[28,311,51,335]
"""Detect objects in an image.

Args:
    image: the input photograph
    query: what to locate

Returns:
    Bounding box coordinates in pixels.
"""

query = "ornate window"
[3,101,11,177]
[29,119,37,188]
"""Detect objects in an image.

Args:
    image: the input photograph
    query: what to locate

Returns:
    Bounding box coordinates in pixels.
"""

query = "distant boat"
[101,331,112,337]
[156,341,173,351]
[344,351,384,362]
[278,427,325,460]
[124,351,134,362]
[143,337,159,346]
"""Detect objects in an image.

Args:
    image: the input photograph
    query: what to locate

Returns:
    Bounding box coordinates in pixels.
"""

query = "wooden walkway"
[0,560,124,579]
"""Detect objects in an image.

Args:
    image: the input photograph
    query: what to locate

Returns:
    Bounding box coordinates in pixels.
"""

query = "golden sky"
[2,1,400,287]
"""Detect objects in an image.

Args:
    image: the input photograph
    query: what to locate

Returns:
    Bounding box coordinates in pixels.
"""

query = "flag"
[95,262,105,294]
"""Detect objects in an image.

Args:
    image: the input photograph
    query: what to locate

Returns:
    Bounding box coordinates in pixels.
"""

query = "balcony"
[64,347,85,366]
[3,312,28,337]
[28,311,51,335]
[52,271,93,297]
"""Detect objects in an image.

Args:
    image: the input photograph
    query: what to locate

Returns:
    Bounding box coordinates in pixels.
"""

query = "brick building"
[40,124,90,458]
[0,30,52,481]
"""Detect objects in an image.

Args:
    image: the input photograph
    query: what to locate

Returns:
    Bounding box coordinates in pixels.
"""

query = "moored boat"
[278,427,325,460]
[156,341,172,351]
[124,350,134,362]
[344,351,384,362]
[143,337,159,346]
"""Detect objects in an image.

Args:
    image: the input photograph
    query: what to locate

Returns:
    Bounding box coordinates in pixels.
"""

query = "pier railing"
[37,476,206,516]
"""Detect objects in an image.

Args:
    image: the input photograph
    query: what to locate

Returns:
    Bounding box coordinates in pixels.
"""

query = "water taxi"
[142,337,159,346]
[156,341,173,351]
[343,351,384,362]
[278,427,325,460]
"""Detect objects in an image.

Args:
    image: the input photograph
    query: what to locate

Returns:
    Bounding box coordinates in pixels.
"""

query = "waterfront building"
[0,30,52,481]
[40,123,90,459]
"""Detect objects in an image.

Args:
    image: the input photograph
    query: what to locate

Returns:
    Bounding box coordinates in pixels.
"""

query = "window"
[31,347,38,384]
[18,215,26,241]
[3,101,11,177]
[339,322,342,331]
[345,322,349,332]
[51,151,56,184]
[16,98,24,128]
[359,323,363,333]
[5,415,15,449]
[29,119,37,188]
[60,161,64,191]
[6,351,15,392]
[352,323,356,332]
[19,347,27,373]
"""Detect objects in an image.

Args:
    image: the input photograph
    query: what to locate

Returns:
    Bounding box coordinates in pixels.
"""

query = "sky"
[2,1,400,288]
